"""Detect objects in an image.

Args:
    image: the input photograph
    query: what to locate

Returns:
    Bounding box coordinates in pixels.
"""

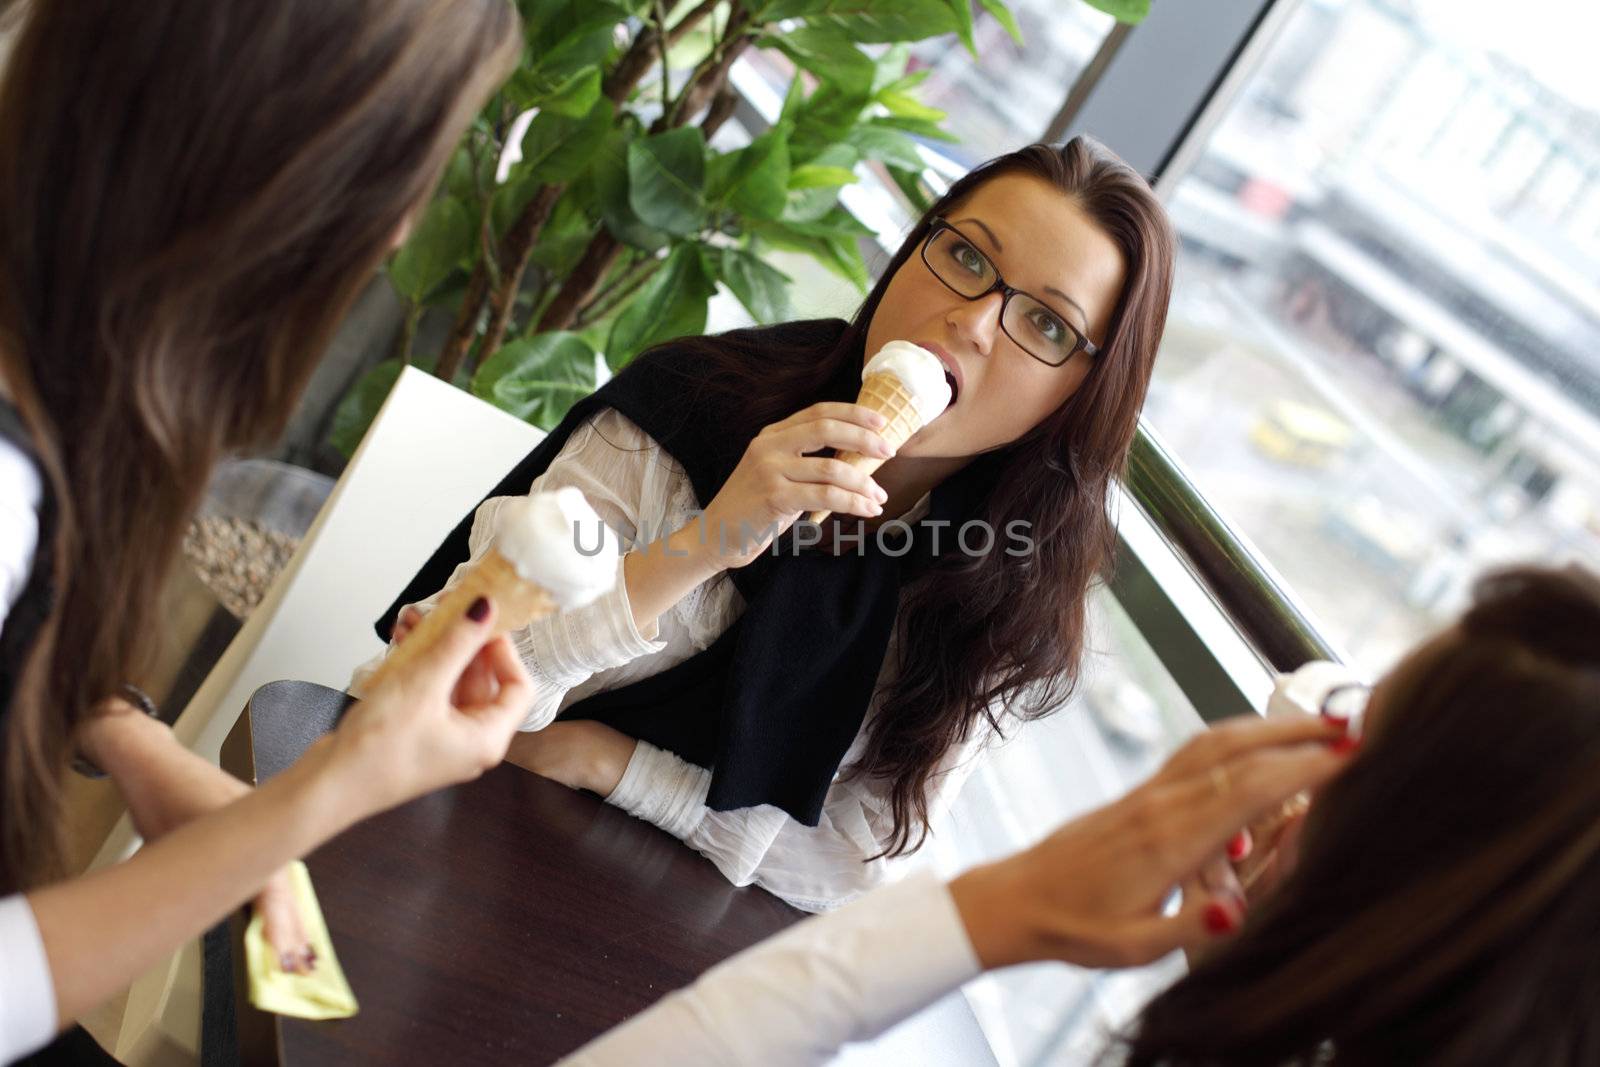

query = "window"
[1150,0,1600,674]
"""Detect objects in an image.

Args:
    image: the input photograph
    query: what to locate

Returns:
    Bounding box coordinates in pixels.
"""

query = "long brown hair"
[1124,565,1600,1065]
[665,138,1175,855]
[0,0,519,891]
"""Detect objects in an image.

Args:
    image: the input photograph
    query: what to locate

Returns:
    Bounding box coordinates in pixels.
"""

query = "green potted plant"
[330,0,1148,454]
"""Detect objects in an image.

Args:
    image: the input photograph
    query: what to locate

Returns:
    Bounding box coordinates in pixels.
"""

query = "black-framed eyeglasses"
[919,218,1100,368]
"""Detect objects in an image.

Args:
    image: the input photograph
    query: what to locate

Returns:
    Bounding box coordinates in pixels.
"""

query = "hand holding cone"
[808,341,952,525]
[366,487,614,692]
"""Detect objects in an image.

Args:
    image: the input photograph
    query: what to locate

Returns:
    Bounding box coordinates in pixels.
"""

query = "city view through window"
[1152,0,1600,674]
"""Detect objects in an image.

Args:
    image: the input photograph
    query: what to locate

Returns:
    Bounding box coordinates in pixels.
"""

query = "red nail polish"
[1227,830,1251,862]
[466,596,489,622]
[1202,902,1238,935]
[1332,734,1361,755]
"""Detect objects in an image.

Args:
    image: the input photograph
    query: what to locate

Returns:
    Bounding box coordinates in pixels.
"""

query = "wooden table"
[221,680,801,1065]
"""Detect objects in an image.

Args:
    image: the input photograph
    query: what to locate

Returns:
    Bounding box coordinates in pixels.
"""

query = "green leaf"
[750,221,869,292]
[788,164,858,190]
[941,0,977,55]
[538,66,602,118]
[388,197,472,302]
[886,164,934,215]
[760,27,875,98]
[878,88,946,123]
[508,2,627,108]
[329,361,405,459]
[757,0,960,41]
[977,0,1024,44]
[515,98,613,184]
[869,113,959,143]
[717,248,792,324]
[605,244,715,368]
[627,127,707,237]
[845,125,924,172]
[790,83,872,159]
[1082,0,1149,23]
[528,187,600,277]
[470,331,598,431]
[595,126,669,251]
[707,128,791,220]
[778,203,874,239]
[781,145,858,223]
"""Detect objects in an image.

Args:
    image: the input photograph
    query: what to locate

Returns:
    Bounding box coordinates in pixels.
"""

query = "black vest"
[380,320,999,826]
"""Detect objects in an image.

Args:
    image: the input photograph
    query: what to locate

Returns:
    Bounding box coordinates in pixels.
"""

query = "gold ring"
[1210,765,1231,798]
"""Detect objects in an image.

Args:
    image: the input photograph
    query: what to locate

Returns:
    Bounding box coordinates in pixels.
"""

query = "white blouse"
[0,434,56,1065]
[375,407,993,913]
[559,872,981,1066]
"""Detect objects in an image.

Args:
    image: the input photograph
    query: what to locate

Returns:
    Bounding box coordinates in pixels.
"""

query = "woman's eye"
[949,241,986,275]
[1028,307,1066,343]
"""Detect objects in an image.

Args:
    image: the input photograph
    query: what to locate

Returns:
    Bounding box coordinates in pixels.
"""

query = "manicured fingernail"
[1202,902,1239,935]
[467,596,489,622]
[279,952,295,973]
[1227,829,1252,862]
[303,947,318,971]
[872,482,888,502]
[1331,734,1362,755]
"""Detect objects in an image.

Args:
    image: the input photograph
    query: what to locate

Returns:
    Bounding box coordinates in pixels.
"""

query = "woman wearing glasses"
[379,138,1175,911]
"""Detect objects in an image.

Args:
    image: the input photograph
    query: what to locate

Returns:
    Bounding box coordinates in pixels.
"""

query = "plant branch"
[475,182,565,366]
[667,0,720,48]
[573,253,665,330]
[654,0,672,115]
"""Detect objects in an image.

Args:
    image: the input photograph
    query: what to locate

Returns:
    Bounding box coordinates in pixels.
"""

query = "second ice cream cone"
[364,549,557,692]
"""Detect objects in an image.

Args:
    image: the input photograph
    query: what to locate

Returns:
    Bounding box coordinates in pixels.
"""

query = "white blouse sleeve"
[0,435,42,636]
[0,442,54,1064]
[353,408,671,728]
[557,872,981,1067]
[0,893,56,1063]
[608,722,993,913]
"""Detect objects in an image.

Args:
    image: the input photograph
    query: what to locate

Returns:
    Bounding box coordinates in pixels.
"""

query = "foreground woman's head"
[0,0,518,889]
[1126,565,1600,1065]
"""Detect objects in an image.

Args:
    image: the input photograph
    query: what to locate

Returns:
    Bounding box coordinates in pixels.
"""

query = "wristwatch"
[71,683,162,779]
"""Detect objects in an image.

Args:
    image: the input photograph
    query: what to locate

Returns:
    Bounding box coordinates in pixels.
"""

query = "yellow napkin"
[243,861,359,1019]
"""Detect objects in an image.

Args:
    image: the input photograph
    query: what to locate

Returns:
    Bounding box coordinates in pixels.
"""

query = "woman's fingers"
[256,872,314,975]
[785,458,885,518]
[401,596,500,697]
[1164,740,1350,873]
[462,636,533,730]
[1173,711,1345,775]
[769,402,888,438]
[777,416,894,460]
[392,605,422,646]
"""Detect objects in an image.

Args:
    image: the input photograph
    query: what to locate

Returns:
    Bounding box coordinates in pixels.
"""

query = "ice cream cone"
[808,372,928,525]
[364,548,557,691]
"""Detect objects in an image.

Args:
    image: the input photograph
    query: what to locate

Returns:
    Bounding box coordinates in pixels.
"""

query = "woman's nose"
[946,291,1004,356]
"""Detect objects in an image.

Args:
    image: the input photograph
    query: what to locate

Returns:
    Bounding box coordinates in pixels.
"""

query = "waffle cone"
[808,372,931,524]
[367,549,557,690]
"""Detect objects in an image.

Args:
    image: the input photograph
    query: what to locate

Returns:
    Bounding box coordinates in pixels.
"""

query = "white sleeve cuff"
[0,894,57,1063]
[608,741,711,840]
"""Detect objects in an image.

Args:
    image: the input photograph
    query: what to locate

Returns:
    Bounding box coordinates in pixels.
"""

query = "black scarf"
[378,319,998,826]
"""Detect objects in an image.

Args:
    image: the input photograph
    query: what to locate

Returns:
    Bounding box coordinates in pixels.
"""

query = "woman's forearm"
[622,521,723,636]
[77,704,246,838]
[27,736,358,1027]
